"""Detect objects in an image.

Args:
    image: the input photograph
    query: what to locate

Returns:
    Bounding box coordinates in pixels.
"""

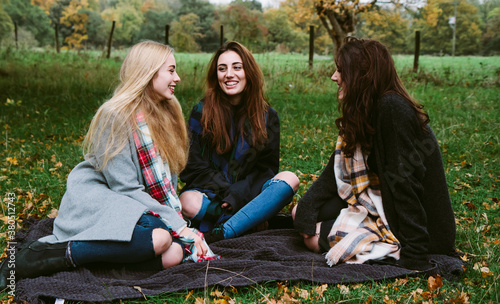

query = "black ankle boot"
[0,257,14,292]
[1,241,21,292]
[16,240,75,279]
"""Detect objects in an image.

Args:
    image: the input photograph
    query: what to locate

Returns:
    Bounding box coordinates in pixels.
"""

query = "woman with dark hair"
[293,37,457,271]
[180,41,299,243]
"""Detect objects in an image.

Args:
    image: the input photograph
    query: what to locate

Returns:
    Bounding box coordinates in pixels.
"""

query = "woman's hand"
[179,227,207,257]
[221,202,233,212]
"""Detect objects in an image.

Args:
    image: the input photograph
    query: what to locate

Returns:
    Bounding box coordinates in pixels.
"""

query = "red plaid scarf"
[133,111,219,262]
[133,111,183,218]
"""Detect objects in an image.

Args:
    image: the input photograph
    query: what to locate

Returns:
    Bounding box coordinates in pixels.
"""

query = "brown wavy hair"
[334,37,429,157]
[201,41,269,154]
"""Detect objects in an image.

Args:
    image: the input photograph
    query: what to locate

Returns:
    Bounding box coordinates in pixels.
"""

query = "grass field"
[0,47,499,303]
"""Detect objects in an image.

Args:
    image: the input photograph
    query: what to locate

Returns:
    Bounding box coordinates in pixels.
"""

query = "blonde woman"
[0,41,215,286]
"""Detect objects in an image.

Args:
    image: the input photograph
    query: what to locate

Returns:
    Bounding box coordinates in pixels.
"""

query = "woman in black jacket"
[293,37,457,271]
[180,41,299,243]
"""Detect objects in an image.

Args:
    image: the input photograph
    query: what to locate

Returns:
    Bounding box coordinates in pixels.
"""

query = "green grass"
[0,48,499,303]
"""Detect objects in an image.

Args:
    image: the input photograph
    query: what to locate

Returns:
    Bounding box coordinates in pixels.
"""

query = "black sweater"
[180,102,280,213]
[294,93,457,269]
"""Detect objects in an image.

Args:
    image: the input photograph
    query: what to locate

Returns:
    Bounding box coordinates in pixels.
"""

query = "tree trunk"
[315,5,347,57]
[314,0,377,57]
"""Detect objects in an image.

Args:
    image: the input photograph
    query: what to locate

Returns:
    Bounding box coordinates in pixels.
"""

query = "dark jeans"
[70,214,168,269]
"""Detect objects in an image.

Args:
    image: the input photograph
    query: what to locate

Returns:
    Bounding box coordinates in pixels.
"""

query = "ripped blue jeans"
[222,178,295,239]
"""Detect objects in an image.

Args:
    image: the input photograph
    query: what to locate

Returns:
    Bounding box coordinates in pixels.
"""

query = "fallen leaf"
[449,291,470,303]
[463,201,477,210]
[480,267,493,278]
[338,284,349,294]
[6,157,18,165]
[47,208,58,218]
[427,275,443,292]
[313,284,327,298]
[133,286,147,300]
[298,288,309,299]
[195,297,207,304]
[185,290,194,300]
[280,292,297,303]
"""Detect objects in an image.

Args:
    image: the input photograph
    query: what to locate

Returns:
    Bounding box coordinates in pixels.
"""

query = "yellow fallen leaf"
[185,290,194,300]
[6,157,18,165]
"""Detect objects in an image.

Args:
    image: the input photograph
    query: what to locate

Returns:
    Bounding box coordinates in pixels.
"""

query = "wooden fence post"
[220,25,224,47]
[107,21,115,59]
[165,24,170,45]
[14,22,18,49]
[413,31,420,73]
[309,25,314,69]
[55,23,60,53]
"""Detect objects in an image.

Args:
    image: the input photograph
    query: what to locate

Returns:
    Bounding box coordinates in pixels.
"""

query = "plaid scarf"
[326,135,400,266]
[133,111,219,262]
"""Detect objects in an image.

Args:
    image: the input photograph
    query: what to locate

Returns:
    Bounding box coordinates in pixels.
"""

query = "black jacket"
[180,101,280,213]
[294,93,456,269]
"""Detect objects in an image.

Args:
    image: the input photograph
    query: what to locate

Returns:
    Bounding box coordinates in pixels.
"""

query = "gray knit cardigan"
[39,124,187,244]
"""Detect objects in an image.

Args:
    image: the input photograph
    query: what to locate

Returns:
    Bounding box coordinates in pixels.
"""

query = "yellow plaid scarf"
[326,135,400,266]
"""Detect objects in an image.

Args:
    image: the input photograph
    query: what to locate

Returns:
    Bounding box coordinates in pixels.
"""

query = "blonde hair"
[83,40,188,173]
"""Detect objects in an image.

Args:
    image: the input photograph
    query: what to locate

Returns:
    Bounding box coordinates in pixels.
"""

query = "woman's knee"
[179,191,204,219]
[161,241,184,269]
[274,171,300,192]
[151,228,172,255]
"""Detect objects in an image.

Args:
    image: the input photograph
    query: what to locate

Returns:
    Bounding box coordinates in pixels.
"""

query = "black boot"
[16,240,75,279]
[0,257,14,292]
[0,241,19,292]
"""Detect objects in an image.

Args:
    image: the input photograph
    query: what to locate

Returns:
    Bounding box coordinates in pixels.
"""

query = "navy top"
[180,101,280,213]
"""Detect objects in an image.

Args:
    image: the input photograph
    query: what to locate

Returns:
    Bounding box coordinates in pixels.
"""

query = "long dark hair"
[201,41,269,154]
[334,37,429,156]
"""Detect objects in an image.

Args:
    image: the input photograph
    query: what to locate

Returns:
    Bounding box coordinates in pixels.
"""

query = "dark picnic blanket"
[13,218,464,303]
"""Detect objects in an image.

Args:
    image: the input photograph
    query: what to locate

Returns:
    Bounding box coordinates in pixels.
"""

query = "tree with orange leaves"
[314,0,377,54]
